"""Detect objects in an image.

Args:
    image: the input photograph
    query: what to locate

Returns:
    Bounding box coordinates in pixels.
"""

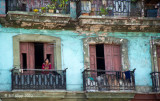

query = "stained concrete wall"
[0,24,160,91]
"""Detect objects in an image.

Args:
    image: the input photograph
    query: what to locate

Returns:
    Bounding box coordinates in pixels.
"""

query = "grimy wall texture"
[0,24,159,92]
[0,0,160,94]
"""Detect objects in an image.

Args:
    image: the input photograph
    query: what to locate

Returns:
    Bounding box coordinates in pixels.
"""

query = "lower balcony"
[83,69,136,92]
[11,69,67,90]
[151,72,160,92]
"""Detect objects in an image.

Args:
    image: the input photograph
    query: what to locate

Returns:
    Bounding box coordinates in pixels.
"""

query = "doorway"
[96,44,105,76]
[34,43,44,69]
[89,44,121,71]
[20,42,54,70]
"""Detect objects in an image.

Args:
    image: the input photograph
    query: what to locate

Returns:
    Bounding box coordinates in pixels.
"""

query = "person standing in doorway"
[42,58,51,73]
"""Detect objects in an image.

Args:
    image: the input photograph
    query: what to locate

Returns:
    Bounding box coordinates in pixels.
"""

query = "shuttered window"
[20,42,35,70]
[44,43,54,69]
[20,42,54,70]
[89,44,121,71]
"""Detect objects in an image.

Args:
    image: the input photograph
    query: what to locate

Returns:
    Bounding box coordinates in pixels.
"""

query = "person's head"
[44,58,49,64]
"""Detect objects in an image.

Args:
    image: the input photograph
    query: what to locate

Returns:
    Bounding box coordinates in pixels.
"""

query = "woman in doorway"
[42,58,51,73]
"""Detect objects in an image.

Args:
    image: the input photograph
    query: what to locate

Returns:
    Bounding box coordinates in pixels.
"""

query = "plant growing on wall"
[41,7,47,13]
[131,0,137,2]
[59,0,68,10]
[47,4,56,13]
[100,7,108,16]
[51,0,57,3]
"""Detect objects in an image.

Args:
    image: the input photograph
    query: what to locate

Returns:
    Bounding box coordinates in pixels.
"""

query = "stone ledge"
[7,11,70,24]
[0,91,135,100]
[79,15,160,20]
[78,15,160,32]
[2,11,72,30]
[8,11,70,17]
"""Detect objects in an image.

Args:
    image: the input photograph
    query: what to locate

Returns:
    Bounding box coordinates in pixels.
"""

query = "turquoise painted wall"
[0,25,160,91]
[0,0,5,14]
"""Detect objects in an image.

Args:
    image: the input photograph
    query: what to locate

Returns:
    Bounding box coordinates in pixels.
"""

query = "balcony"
[5,11,71,29]
[11,69,67,90]
[3,0,72,29]
[78,0,135,17]
[78,0,160,17]
[82,69,136,92]
[7,0,70,14]
[151,72,160,92]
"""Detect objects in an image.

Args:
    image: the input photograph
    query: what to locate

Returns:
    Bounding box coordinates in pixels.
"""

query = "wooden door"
[112,45,121,71]
[20,42,35,72]
[157,46,160,72]
[44,43,54,69]
[20,42,29,70]
[104,44,121,71]
[104,44,121,89]
[89,45,97,77]
[28,43,35,70]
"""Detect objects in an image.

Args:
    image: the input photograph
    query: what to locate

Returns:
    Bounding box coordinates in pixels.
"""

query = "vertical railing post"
[151,73,155,92]
[11,68,14,90]
[155,72,158,92]
[64,68,68,90]
[151,72,158,92]
[141,0,145,17]
[132,72,136,90]
[131,69,136,90]
[82,69,87,91]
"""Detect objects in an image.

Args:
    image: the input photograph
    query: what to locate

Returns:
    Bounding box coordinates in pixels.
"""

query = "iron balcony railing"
[83,69,136,91]
[151,72,160,92]
[7,0,71,14]
[11,68,67,90]
[77,0,141,17]
[77,0,160,17]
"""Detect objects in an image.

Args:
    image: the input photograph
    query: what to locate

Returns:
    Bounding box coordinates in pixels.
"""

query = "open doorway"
[34,43,44,69]
[96,44,105,76]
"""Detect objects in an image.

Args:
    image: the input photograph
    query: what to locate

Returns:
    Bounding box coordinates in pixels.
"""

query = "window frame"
[83,37,129,71]
[13,34,62,70]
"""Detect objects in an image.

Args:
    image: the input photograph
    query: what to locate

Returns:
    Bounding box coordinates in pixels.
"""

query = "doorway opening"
[34,43,44,69]
[22,53,27,70]
[96,44,105,75]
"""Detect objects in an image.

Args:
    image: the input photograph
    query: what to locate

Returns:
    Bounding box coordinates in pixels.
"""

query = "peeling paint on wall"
[0,26,160,92]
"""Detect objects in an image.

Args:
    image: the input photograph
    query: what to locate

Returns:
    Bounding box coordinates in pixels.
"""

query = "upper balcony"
[0,0,160,32]
[3,0,73,29]
[77,0,160,32]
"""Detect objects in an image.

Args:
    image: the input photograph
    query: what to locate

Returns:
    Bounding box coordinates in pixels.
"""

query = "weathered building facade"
[0,0,160,101]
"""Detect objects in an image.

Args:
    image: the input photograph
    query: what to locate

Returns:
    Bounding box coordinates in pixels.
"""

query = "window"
[89,44,121,73]
[20,42,54,70]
